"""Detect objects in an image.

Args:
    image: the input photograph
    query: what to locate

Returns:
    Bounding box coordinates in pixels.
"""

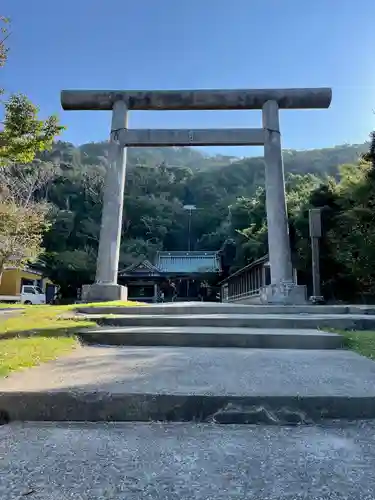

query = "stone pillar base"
[81,284,128,303]
[260,283,307,305]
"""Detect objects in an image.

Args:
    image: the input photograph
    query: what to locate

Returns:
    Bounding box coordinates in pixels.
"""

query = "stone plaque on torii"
[60,87,332,304]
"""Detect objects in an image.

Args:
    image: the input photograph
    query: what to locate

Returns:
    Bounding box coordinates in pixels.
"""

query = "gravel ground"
[1,421,375,499]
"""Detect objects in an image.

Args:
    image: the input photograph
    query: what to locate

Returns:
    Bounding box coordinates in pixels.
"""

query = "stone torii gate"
[61,87,332,304]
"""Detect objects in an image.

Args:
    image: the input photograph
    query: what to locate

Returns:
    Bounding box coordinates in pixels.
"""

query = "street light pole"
[309,208,324,304]
[188,210,192,251]
[183,205,197,300]
[183,205,197,252]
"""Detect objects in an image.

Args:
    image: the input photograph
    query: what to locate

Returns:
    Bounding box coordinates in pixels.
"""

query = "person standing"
[170,281,177,302]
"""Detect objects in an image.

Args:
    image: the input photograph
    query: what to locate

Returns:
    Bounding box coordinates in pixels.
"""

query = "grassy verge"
[0,300,141,377]
[0,303,25,309]
[338,330,375,360]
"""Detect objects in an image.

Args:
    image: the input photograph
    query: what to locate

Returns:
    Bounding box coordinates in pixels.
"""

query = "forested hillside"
[31,138,374,301]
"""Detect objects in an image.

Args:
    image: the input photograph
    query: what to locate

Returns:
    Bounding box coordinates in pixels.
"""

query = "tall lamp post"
[183,204,197,300]
[309,208,324,304]
[183,205,197,251]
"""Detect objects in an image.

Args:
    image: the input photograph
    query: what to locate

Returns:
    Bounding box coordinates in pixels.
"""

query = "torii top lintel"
[60,88,332,111]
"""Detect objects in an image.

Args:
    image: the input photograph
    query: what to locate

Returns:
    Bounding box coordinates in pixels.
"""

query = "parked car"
[0,285,46,305]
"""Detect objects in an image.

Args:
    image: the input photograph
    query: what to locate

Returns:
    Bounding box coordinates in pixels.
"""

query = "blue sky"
[2,0,375,156]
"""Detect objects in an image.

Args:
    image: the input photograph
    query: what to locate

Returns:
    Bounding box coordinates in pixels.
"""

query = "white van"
[0,285,46,305]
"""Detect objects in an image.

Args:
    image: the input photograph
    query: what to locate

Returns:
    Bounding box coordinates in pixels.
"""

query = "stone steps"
[79,326,343,349]
[2,346,375,422]
[2,302,375,424]
[85,312,375,330]
[77,303,375,316]
[4,391,375,423]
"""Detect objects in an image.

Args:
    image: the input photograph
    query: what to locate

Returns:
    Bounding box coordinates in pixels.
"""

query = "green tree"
[40,249,97,300]
[326,157,375,299]
[0,17,64,166]
[0,16,9,75]
[0,165,52,281]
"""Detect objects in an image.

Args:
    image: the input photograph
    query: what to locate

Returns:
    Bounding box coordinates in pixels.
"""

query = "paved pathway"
[1,345,375,397]
[1,421,375,499]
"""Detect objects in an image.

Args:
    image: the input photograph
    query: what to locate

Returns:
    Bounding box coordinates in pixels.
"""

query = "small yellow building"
[0,266,57,301]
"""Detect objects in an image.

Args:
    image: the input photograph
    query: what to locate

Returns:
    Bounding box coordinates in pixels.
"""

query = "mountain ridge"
[44,140,368,175]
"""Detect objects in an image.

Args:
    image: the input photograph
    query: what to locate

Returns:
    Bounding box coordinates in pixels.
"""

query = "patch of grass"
[338,330,375,360]
[0,303,25,309]
[0,300,142,377]
[80,300,144,307]
[0,336,76,377]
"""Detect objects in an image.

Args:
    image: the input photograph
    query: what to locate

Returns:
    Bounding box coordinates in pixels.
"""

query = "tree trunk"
[0,261,4,285]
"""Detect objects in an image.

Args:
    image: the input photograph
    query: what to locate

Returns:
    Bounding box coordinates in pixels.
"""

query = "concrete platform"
[79,326,343,349]
[81,283,128,302]
[2,346,375,421]
[88,312,375,330]
[2,421,375,499]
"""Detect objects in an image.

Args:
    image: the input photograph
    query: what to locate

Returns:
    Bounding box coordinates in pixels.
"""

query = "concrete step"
[3,421,375,499]
[77,302,375,316]
[79,326,343,349]
[86,312,375,330]
[2,346,375,422]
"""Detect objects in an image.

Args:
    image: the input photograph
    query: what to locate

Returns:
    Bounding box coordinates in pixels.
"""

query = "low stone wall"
[228,295,262,305]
